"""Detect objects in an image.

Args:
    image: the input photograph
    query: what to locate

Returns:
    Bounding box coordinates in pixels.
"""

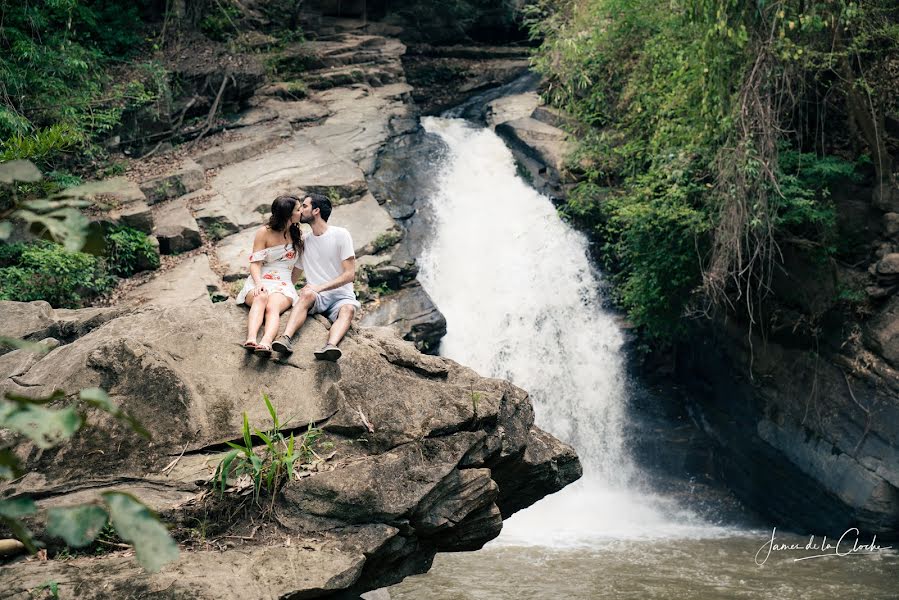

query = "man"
[272,193,360,361]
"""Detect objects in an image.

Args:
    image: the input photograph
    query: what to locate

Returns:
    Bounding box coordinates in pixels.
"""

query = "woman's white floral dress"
[235,243,300,306]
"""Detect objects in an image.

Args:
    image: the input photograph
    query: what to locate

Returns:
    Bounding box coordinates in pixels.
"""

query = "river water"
[387,117,898,598]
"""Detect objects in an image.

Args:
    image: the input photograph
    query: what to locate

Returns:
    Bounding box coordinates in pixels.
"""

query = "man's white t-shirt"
[301,226,355,295]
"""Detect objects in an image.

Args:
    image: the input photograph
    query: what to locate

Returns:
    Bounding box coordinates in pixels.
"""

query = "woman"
[236,195,303,356]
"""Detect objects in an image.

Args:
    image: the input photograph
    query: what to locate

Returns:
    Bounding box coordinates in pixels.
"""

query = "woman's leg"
[259,293,292,348]
[245,290,269,344]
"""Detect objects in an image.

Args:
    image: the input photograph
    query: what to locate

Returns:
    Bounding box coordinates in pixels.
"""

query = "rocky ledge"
[0,300,581,598]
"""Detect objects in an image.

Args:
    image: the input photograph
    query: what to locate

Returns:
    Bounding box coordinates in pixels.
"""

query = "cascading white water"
[418,117,729,545]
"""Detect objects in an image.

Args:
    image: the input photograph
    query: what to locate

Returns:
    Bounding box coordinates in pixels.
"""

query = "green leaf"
[79,388,150,439]
[0,337,51,354]
[101,492,179,573]
[216,449,239,493]
[0,497,36,519]
[0,159,42,183]
[0,396,82,449]
[263,393,278,429]
[242,412,252,451]
[47,504,107,547]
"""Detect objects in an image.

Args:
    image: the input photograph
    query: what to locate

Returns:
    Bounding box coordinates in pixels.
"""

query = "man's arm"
[307,256,355,293]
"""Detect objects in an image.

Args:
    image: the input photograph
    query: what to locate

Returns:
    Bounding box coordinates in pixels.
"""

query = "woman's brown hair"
[267,195,303,253]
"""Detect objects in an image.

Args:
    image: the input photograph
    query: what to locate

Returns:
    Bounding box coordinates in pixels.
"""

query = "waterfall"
[417,117,728,545]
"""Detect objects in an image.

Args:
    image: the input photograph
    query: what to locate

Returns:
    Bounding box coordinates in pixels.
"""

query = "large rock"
[485,92,540,129]
[123,254,221,308]
[216,228,257,281]
[361,283,447,354]
[330,193,397,256]
[0,302,580,598]
[305,84,417,174]
[208,135,367,229]
[154,202,202,255]
[495,117,572,174]
[139,159,205,204]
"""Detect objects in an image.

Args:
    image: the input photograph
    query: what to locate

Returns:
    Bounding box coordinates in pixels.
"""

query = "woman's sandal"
[240,341,258,351]
[254,344,273,357]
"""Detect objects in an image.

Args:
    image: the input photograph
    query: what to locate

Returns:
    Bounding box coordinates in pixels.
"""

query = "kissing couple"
[236,193,359,361]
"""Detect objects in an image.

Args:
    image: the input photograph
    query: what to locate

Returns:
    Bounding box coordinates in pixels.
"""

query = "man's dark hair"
[308,193,332,222]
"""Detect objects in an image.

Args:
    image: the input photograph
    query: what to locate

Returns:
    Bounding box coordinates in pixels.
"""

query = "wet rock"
[139,159,205,204]
[485,92,540,129]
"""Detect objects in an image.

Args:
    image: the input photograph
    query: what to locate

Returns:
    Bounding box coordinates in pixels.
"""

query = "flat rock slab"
[60,176,146,207]
[361,283,446,353]
[193,124,291,170]
[208,135,366,229]
[216,227,257,281]
[251,97,331,124]
[495,116,572,173]
[123,254,219,308]
[0,532,375,600]
[154,202,202,254]
[331,193,396,256]
[139,159,205,204]
[486,92,541,129]
[306,84,415,174]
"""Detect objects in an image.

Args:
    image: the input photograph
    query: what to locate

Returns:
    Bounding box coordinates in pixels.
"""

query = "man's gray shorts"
[311,289,360,322]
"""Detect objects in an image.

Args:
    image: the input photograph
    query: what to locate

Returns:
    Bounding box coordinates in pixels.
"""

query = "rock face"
[0,301,580,598]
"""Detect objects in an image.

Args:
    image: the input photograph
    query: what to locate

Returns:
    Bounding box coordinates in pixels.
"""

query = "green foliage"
[0,2,164,167]
[0,241,113,308]
[200,1,241,41]
[0,387,178,572]
[530,0,886,339]
[104,226,160,277]
[213,394,324,506]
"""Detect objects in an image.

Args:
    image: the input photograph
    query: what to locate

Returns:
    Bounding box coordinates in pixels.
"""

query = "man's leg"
[282,289,317,339]
[327,305,356,346]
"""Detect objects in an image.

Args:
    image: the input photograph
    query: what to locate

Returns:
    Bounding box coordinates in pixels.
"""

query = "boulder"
[361,283,447,354]
[139,160,205,204]
[485,92,540,129]
[0,301,580,598]
[109,200,154,234]
[495,117,572,174]
[154,202,202,255]
[884,213,899,238]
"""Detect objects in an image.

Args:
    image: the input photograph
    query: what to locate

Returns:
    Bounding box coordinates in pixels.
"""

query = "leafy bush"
[0,2,164,167]
[0,241,113,307]
[104,226,159,277]
[530,0,885,339]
